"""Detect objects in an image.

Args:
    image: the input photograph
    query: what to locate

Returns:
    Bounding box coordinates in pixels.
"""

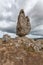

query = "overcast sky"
[0,0,43,38]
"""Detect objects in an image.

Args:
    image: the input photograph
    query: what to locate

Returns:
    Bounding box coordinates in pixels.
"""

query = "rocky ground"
[0,37,43,65]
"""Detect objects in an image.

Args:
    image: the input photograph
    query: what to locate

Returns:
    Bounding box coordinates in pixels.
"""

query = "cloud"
[30,25,43,36]
[0,21,16,33]
[0,0,43,38]
[28,0,43,29]
[26,34,42,39]
[24,0,39,15]
[0,31,17,38]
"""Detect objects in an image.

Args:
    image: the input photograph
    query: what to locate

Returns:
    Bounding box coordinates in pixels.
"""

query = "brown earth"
[0,37,43,65]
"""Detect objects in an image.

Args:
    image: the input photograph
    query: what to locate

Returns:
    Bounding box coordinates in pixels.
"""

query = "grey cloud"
[0,0,43,38]
[0,25,16,33]
[0,6,18,22]
[28,0,43,31]
[30,30,43,36]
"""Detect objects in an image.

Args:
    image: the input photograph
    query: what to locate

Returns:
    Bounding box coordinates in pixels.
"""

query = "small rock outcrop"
[16,9,31,36]
[2,34,11,43]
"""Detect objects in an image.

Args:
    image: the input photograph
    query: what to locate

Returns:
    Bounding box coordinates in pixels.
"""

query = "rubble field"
[0,37,43,65]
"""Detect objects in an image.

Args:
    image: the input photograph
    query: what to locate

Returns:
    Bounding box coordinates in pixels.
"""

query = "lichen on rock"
[16,9,31,36]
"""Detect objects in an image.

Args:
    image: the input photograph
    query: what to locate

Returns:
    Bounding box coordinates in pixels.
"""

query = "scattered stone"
[2,34,11,43]
[10,43,13,46]
[16,9,31,36]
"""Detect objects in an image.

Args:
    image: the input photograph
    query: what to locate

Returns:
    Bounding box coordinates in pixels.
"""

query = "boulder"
[2,34,11,43]
[16,9,31,36]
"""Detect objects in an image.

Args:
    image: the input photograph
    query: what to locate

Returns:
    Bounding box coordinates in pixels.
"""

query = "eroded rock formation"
[16,9,31,36]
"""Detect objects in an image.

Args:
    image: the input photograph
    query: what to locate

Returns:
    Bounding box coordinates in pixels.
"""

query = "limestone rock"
[2,34,11,43]
[16,9,31,36]
[14,37,43,52]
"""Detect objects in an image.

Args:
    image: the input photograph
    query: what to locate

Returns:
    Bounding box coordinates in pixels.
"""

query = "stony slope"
[0,37,43,65]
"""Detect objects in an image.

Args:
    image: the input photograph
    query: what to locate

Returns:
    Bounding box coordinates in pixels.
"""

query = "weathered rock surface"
[16,9,31,36]
[14,37,43,52]
[0,37,43,65]
[2,34,11,43]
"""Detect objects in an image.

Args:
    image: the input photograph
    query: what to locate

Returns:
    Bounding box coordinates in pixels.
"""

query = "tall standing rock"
[16,9,31,36]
